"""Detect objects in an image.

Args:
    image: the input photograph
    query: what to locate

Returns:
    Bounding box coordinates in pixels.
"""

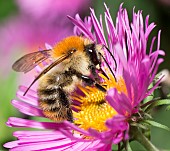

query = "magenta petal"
[67,15,94,40]
[106,88,132,115]
[13,130,63,137]
[10,139,75,151]
[90,8,107,45]
[7,117,69,130]
[106,115,127,130]
[35,65,43,73]
[18,85,38,98]
[66,141,93,151]
[145,22,156,39]
[62,121,90,136]
[11,100,44,117]
[17,86,38,106]
[15,134,66,143]
[4,141,19,149]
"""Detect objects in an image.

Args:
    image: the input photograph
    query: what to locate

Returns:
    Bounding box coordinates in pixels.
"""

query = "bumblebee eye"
[85,44,100,66]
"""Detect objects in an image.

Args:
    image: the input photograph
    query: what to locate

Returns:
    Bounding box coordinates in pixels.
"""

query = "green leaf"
[167,93,170,98]
[143,83,154,104]
[166,105,170,110]
[140,97,160,109]
[145,99,170,113]
[126,141,133,151]
[130,122,149,130]
[143,94,154,104]
[143,112,153,119]
[145,120,170,131]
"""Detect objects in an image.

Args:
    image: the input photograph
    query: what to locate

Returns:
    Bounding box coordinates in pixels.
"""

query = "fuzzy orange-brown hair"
[52,36,84,59]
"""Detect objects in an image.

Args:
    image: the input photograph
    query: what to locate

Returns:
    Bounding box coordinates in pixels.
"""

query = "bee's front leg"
[69,68,106,92]
[80,75,106,92]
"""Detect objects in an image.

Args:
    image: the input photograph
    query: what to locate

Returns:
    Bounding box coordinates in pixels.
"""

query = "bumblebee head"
[84,43,103,67]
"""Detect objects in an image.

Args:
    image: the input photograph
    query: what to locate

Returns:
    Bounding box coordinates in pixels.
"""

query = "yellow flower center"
[72,73,127,132]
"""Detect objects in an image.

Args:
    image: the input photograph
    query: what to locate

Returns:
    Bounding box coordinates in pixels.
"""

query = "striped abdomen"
[37,71,77,122]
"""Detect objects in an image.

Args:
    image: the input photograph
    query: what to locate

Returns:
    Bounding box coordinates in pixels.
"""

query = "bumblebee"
[12,36,106,122]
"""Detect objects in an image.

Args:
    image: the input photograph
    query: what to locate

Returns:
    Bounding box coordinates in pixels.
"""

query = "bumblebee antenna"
[104,45,117,71]
[98,67,109,79]
[99,53,117,81]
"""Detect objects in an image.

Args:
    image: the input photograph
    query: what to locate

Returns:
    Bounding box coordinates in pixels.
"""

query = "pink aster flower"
[4,4,165,151]
[69,2,164,144]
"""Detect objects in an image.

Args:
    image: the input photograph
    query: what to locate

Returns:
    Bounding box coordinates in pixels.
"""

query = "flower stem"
[131,127,160,151]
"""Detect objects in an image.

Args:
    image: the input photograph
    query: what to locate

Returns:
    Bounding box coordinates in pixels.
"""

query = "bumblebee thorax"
[52,36,85,58]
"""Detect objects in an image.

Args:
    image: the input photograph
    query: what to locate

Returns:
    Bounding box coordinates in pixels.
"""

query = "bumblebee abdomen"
[38,83,73,122]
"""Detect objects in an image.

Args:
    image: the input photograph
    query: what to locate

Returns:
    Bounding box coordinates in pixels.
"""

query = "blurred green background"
[0,0,170,150]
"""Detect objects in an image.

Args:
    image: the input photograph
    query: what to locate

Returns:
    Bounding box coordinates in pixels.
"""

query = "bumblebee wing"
[23,53,71,96]
[12,49,52,73]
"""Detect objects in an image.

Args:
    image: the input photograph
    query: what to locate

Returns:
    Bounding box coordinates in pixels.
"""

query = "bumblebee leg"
[67,68,106,92]
[89,64,109,81]
[80,75,106,92]
[66,108,73,122]
[89,65,100,82]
